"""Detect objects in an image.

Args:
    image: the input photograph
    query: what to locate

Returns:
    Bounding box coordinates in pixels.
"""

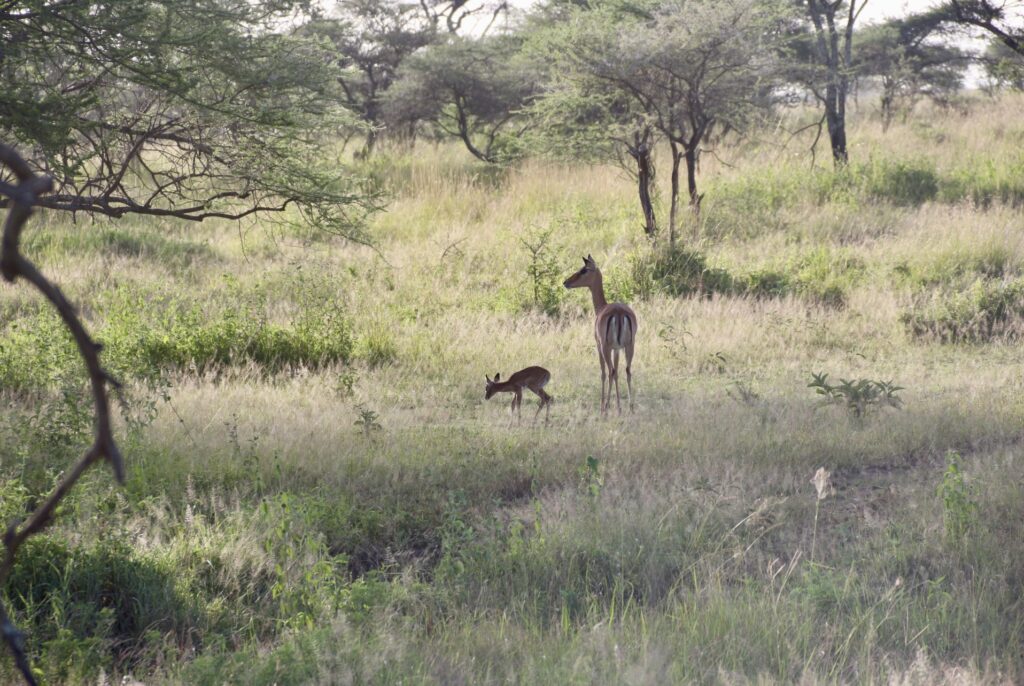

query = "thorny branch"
[0,142,125,686]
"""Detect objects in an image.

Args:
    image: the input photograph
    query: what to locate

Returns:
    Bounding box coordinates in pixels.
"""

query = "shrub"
[789,247,865,307]
[357,326,398,368]
[901,278,1024,343]
[809,371,903,423]
[519,226,564,316]
[647,246,734,298]
[860,158,940,206]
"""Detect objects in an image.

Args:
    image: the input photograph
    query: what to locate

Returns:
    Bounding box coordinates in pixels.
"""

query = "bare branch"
[0,142,125,686]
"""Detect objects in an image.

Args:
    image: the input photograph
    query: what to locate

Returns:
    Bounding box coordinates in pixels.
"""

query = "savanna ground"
[3,94,1024,684]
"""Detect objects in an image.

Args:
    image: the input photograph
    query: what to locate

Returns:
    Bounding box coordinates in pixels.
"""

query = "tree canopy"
[0,0,376,238]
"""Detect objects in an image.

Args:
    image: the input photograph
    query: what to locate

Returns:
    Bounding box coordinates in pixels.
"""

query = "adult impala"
[564,255,637,414]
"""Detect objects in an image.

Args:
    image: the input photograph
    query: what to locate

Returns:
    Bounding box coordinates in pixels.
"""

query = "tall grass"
[2,93,1024,684]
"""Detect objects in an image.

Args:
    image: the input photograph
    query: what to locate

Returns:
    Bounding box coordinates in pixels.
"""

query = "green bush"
[901,278,1024,343]
[939,157,1024,207]
[2,536,194,681]
[646,246,734,298]
[860,158,940,206]
[789,247,865,307]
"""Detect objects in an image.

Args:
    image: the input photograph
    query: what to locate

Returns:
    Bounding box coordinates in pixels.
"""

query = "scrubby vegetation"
[3,95,1024,684]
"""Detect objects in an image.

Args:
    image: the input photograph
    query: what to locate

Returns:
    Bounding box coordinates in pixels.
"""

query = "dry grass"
[2,93,1024,684]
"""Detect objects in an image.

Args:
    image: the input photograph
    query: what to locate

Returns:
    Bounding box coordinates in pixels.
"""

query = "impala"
[564,254,637,414]
[485,366,553,425]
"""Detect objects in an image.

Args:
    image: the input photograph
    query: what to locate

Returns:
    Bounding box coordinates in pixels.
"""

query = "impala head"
[484,372,502,399]
[563,254,600,289]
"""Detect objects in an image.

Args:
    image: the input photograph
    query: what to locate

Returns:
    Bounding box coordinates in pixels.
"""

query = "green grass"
[3,94,1024,684]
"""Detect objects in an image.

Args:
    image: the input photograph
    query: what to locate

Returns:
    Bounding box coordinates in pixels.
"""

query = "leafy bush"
[2,536,195,682]
[646,246,734,298]
[519,226,564,316]
[901,278,1024,343]
[860,158,940,206]
[788,247,865,307]
[809,371,903,422]
[356,326,398,367]
[938,451,977,549]
[939,156,1024,207]
[740,269,791,299]
[0,280,355,398]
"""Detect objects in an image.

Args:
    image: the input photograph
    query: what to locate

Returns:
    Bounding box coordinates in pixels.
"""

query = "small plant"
[938,450,977,548]
[519,225,563,316]
[335,368,358,398]
[354,404,383,436]
[809,372,903,422]
[577,455,603,501]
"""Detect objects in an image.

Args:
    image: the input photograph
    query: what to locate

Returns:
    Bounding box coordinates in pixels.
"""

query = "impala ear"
[494,372,501,382]
[485,374,491,383]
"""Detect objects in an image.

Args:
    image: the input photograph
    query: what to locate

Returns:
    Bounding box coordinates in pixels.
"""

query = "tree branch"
[0,142,125,686]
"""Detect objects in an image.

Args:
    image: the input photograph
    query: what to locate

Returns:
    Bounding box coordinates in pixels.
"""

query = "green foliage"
[0,279,354,390]
[809,372,904,421]
[519,226,564,316]
[2,535,194,682]
[939,156,1024,207]
[0,0,377,237]
[577,455,603,501]
[938,451,977,548]
[788,247,865,307]
[354,405,383,436]
[859,158,940,206]
[356,326,398,368]
[644,246,734,298]
[901,278,1024,343]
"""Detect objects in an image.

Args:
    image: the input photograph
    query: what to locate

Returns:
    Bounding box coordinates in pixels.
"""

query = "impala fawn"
[485,366,553,425]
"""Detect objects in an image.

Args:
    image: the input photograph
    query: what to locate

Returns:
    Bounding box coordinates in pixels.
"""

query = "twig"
[0,142,125,685]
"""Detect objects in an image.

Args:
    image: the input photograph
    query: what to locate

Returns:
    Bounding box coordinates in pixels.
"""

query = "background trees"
[530,0,786,243]
[385,35,539,163]
[855,11,968,130]
[0,0,376,238]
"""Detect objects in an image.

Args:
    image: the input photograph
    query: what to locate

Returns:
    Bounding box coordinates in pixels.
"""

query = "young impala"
[485,366,553,425]
[564,255,637,414]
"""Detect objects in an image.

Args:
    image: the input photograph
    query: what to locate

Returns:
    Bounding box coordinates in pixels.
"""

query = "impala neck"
[588,272,608,313]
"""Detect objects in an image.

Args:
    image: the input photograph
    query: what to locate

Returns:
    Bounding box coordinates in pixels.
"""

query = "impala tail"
[605,311,634,349]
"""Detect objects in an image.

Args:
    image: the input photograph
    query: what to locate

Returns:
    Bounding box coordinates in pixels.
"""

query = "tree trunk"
[668,139,682,245]
[824,86,848,165]
[684,146,701,216]
[627,134,657,239]
[807,0,853,168]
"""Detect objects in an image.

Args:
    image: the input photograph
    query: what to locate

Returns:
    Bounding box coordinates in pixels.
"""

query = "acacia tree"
[855,12,968,130]
[304,1,435,156]
[948,0,1024,56]
[419,0,510,34]
[533,0,784,242]
[983,38,1024,89]
[385,35,538,163]
[797,0,869,167]
[0,0,376,237]
[528,76,661,237]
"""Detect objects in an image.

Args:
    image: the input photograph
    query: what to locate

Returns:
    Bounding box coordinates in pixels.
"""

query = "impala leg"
[535,389,552,425]
[516,391,523,425]
[597,343,608,415]
[612,347,622,415]
[625,337,635,413]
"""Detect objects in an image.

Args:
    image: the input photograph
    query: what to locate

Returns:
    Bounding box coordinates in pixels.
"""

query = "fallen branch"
[0,142,125,686]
